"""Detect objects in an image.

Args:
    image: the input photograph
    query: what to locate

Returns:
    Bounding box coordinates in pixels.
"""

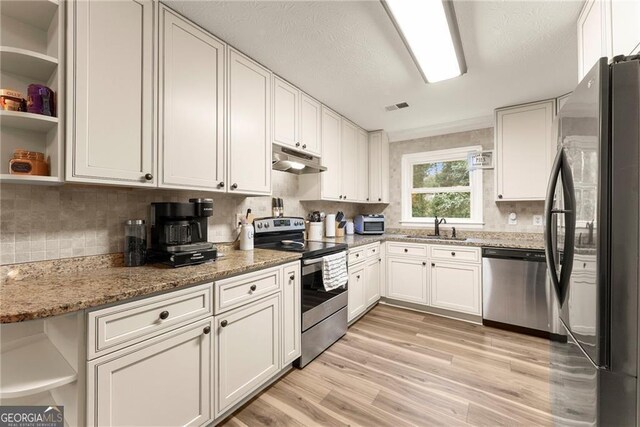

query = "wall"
[384,127,545,233]
[0,172,382,265]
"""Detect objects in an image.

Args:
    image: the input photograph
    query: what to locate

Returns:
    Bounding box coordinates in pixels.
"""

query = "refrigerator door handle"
[558,153,577,305]
[544,149,564,303]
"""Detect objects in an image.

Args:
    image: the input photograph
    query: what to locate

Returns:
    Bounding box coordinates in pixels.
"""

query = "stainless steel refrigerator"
[544,55,639,425]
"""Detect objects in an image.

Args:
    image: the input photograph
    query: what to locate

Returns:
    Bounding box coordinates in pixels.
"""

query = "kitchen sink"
[402,235,468,242]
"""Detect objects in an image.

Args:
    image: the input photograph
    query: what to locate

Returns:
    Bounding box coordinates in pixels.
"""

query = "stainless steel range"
[253,217,348,367]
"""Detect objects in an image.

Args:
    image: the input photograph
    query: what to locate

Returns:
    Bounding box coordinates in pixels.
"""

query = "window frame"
[400,146,484,227]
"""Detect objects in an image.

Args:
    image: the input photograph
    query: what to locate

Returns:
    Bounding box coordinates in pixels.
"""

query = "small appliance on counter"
[148,198,217,267]
[354,214,384,235]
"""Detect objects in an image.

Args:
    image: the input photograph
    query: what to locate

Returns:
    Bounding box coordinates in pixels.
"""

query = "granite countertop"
[0,248,301,324]
[313,232,545,250]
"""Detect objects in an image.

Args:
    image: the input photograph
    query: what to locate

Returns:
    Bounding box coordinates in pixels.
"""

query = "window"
[401,146,483,226]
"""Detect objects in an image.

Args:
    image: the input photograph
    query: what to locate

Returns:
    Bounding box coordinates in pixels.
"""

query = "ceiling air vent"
[385,102,409,111]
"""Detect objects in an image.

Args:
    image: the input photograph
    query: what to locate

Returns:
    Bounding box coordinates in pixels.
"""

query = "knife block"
[335,224,345,237]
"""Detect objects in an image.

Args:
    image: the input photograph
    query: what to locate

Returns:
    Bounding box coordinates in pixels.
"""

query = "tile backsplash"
[0,172,383,265]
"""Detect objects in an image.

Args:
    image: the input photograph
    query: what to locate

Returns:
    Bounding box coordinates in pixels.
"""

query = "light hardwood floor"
[221,304,587,426]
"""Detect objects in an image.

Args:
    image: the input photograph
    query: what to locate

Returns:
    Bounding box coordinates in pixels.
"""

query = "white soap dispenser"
[239,218,254,251]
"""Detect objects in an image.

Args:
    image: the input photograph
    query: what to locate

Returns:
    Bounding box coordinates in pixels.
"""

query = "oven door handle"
[302,258,325,266]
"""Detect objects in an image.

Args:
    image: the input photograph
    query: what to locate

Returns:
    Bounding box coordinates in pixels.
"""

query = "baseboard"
[379,298,483,325]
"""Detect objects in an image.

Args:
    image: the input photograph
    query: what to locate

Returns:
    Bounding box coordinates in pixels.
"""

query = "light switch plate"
[533,215,544,226]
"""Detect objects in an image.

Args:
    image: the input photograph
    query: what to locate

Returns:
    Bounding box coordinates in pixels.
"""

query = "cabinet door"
[88,318,213,427]
[299,93,321,156]
[215,294,280,416]
[273,76,299,149]
[340,119,358,202]
[348,264,366,322]
[368,132,382,202]
[578,0,607,81]
[607,0,640,57]
[227,48,272,195]
[430,261,481,315]
[68,0,155,186]
[282,263,301,366]
[320,106,342,200]
[158,6,225,191]
[386,257,428,304]
[365,257,381,307]
[495,100,555,201]
[356,128,369,202]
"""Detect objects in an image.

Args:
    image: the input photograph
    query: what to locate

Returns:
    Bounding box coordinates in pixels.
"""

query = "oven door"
[301,257,348,332]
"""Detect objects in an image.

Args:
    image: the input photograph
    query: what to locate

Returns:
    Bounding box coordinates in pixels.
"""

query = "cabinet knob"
[366,198,369,201]
[583,262,587,268]
[357,275,361,279]
[404,248,408,253]
[379,258,382,262]
[498,194,503,199]
[422,262,427,266]
[231,183,238,190]
[431,263,436,267]
[302,144,307,149]
[159,310,169,320]
[144,173,153,181]
[451,252,456,256]
[339,195,343,199]
[289,274,295,281]
[356,253,360,258]
[218,181,225,188]
[344,195,347,200]
[221,320,228,327]
[378,198,382,202]
[203,326,211,335]
[250,284,257,292]
[296,142,301,147]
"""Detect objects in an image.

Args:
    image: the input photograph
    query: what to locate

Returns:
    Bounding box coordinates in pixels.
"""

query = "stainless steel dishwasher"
[482,247,565,341]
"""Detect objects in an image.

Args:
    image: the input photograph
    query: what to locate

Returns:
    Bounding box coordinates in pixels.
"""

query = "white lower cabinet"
[386,256,428,304]
[215,293,280,416]
[87,318,213,427]
[282,263,301,365]
[348,264,366,322]
[430,261,481,315]
[365,256,381,307]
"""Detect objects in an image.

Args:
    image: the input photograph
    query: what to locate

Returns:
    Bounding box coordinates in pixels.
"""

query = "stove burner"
[281,240,305,248]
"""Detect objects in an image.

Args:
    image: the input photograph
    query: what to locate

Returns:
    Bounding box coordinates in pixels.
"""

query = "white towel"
[322,251,348,291]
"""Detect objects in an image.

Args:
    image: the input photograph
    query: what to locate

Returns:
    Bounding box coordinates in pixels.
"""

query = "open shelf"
[0,0,58,32]
[0,174,62,185]
[0,110,58,132]
[0,46,58,81]
[0,333,77,399]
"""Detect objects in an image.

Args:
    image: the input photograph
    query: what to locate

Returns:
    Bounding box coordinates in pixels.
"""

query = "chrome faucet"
[434,216,447,236]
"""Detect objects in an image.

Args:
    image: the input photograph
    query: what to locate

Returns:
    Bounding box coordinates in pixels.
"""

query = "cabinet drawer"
[430,245,480,263]
[365,243,380,260]
[88,282,212,360]
[573,255,596,273]
[215,266,281,314]
[348,247,366,265]
[387,242,428,257]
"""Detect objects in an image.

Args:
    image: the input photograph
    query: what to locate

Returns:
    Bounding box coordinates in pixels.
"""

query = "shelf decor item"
[27,84,54,116]
[0,88,26,111]
[9,149,49,176]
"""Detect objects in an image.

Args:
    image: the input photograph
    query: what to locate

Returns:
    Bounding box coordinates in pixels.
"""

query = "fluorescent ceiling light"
[383,0,467,83]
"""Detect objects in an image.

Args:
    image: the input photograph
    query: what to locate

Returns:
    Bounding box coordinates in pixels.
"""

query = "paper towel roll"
[325,214,336,237]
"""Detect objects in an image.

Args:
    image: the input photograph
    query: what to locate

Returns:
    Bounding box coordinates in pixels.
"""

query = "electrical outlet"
[533,215,544,226]
[235,214,244,227]
[508,212,518,225]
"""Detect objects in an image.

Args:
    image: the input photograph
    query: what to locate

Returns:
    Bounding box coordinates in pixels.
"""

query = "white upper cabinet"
[368,131,390,203]
[299,93,322,156]
[356,128,369,202]
[578,0,640,81]
[606,0,640,57]
[340,119,358,202]
[273,76,299,149]
[578,0,608,81]
[227,48,272,195]
[158,6,225,191]
[319,106,342,200]
[495,99,556,201]
[67,0,155,186]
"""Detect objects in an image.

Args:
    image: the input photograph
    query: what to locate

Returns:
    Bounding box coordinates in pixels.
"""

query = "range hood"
[272,145,327,174]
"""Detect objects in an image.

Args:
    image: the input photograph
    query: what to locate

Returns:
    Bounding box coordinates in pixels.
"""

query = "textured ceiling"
[165,0,582,141]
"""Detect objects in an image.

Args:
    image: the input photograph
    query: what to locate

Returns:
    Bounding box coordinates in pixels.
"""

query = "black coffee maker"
[149,198,217,267]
